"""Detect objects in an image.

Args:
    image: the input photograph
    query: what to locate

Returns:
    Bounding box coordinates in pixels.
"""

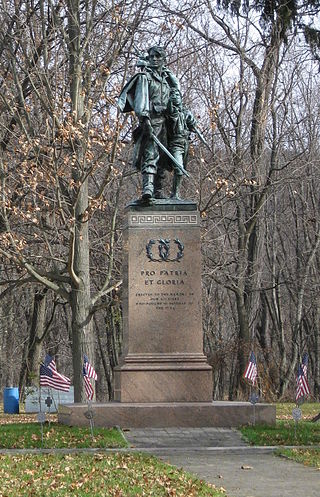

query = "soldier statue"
[118,46,197,201]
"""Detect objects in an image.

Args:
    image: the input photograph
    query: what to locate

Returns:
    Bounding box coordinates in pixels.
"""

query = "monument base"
[58,401,275,428]
[114,354,213,402]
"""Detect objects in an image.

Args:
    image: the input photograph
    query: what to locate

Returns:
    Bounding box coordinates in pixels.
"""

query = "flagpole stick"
[39,386,44,449]
[88,399,94,441]
[41,418,44,448]
[41,388,45,449]
[249,383,254,425]
[51,388,58,417]
[47,388,51,428]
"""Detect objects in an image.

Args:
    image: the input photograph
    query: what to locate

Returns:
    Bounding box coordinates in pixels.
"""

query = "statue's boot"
[142,173,154,199]
[170,175,182,199]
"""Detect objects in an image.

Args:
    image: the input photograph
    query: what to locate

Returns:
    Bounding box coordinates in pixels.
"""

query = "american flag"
[301,352,308,378]
[44,355,71,383]
[83,355,97,401]
[243,351,258,385]
[83,354,97,380]
[83,375,94,401]
[40,355,71,392]
[296,364,310,402]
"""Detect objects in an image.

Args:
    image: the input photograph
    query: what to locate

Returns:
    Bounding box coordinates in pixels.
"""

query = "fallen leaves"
[0,453,225,496]
[0,412,57,425]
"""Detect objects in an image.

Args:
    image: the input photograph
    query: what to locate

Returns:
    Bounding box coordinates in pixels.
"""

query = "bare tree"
[0,0,148,400]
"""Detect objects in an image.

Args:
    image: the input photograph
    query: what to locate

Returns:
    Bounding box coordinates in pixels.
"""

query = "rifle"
[192,127,212,153]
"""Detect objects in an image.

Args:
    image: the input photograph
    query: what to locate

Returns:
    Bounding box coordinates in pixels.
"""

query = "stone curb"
[0,444,319,455]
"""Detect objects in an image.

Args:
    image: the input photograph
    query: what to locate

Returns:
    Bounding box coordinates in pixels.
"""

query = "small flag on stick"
[83,376,94,401]
[296,364,310,403]
[44,354,71,384]
[83,355,97,401]
[40,355,71,392]
[83,354,98,380]
[243,351,258,386]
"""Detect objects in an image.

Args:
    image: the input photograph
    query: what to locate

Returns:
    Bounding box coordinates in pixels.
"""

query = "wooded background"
[0,0,319,402]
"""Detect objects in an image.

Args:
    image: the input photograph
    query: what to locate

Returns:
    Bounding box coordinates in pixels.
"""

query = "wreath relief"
[146,238,184,262]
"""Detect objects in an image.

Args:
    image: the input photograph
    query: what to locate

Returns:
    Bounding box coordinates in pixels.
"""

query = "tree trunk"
[70,179,93,402]
[314,303,320,399]
[66,0,94,402]
[19,289,47,394]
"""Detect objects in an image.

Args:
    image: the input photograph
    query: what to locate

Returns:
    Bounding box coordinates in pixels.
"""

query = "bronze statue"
[118,46,196,201]
[167,88,197,198]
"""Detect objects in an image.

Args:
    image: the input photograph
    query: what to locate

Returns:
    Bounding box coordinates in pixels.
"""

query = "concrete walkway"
[124,428,320,497]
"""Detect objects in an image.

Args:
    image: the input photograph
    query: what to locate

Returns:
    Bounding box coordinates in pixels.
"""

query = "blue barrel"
[3,387,19,414]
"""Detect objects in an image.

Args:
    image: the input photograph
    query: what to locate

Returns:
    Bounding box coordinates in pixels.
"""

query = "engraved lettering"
[159,270,187,276]
[141,270,155,276]
[156,279,185,285]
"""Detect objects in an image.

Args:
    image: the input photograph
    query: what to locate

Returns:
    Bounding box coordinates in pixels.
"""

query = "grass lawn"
[0,422,127,449]
[0,409,227,496]
[240,420,320,446]
[240,403,320,446]
[0,452,226,497]
[276,448,320,469]
[275,402,320,420]
[275,403,320,468]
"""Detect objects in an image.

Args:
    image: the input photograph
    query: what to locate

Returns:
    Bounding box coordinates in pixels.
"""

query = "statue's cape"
[118,73,149,116]
[117,68,180,116]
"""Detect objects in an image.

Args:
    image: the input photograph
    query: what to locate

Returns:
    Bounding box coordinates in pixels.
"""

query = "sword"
[151,133,190,178]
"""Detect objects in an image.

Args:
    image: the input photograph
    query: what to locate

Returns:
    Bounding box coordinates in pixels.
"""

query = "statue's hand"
[185,111,197,130]
[142,118,153,138]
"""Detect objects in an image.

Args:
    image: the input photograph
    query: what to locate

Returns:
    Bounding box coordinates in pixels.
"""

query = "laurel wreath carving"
[146,238,184,262]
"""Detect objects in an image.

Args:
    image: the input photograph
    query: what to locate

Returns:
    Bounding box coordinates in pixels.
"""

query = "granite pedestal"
[114,201,212,403]
[58,201,275,427]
